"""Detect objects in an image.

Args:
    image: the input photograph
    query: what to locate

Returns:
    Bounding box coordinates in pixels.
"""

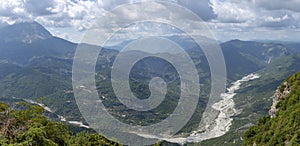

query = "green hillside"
[0,102,121,146]
[243,72,300,146]
[1,22,300,145]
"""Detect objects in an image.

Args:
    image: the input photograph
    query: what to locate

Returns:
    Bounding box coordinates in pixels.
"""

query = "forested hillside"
[0,102,120,146]
[244,72,300,146]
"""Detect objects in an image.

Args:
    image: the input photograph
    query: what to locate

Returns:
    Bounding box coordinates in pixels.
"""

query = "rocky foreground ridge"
[243,72,300,146]
[269,81,291,118]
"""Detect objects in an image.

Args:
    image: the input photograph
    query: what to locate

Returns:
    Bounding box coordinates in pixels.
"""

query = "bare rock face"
[269,82,291,118]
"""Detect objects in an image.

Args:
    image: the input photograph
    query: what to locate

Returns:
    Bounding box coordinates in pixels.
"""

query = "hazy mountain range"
[0,22,300,145]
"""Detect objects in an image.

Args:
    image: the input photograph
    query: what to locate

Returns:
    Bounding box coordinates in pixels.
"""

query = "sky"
[0,0,300,43]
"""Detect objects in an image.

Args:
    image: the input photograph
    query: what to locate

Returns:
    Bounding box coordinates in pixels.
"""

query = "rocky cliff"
[243,71,300,146]
[269,82,291,118]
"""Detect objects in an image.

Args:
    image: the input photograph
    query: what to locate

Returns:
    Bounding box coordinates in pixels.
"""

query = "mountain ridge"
[0,21,52,43]
[0,21,300,145]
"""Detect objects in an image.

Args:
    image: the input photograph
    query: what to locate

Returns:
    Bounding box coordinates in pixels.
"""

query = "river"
[13,97,90,129]
[14,73,260,144]
[137,73,260,144]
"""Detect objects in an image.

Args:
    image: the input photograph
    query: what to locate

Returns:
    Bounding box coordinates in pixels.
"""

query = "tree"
[0,101,121,146]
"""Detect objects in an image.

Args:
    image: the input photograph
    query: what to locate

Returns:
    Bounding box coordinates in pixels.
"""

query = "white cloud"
[255,0,300,12]
[39,0,104,31]
[0,0,104,30]
[24,0,55,16]
[265,15,289,23]
[206,0,300,41]
[0,0,25,16]
[210,0,256,23]
[0,0,299,42]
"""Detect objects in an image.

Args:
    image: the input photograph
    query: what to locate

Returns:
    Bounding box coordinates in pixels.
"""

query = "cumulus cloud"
[0,0,104,31]
[0,0,299,42]
[79,1,218,45]
[255,0,300,12]
[0,0,28,24]
[0,0,216,34]
[97,0,216,21]
[260,13,297,28]
[176,0,217,21]
[209,0,300,29]
[97,0,133,10]
[205,0,300,41]
[24,0,56,16]
[210,0,255,23]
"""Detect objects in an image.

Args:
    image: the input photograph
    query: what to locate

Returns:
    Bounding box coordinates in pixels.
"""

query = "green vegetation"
[1,22,300,145]
[243,72,300,146]
[0,102,120,146]
[200,54,300,146]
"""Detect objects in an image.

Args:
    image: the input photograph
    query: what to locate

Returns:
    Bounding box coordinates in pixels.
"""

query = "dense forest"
[244,72,300,146]
[0,102,121,146]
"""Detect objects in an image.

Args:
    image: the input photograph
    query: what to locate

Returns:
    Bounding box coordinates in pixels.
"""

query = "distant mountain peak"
[226,39,257,44]
[0,21,52,43]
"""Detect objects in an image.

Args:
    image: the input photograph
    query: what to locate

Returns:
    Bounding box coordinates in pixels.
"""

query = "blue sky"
[0,0,300,42]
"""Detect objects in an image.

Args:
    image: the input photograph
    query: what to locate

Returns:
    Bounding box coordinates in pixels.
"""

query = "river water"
[14,73,260,144]
[138,73,260,144]
[13,97,90,129]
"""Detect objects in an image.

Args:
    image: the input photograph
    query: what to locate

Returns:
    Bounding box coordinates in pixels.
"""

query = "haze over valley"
[0,0,300,145]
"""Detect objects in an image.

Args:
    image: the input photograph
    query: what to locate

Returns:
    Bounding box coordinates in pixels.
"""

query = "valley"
[0,22,299,145]
[13,97,90,129]
[137,73,261,144]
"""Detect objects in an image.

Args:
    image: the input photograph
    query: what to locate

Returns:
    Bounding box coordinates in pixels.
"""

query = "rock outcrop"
[244,72,300,146]
[269,82,291,118]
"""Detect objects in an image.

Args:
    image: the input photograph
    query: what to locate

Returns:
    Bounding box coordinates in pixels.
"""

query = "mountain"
[221,39,290,80]
[0,21,300,145]
[243,72,300,146]
[109,36,291,81]
[0,21,52,43]
[0,22,79,121]
[201,53,300,146]
[0,22,76,65]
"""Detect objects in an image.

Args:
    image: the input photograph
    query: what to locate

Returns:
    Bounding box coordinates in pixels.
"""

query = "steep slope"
[244,72,300,146]
[0,22,79,121]
[201,53,300,146]
[0,21,52,43]
[0,102,121,145]
[0,22,76,65]
[0,22,299,144]
[221,39,290,80]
